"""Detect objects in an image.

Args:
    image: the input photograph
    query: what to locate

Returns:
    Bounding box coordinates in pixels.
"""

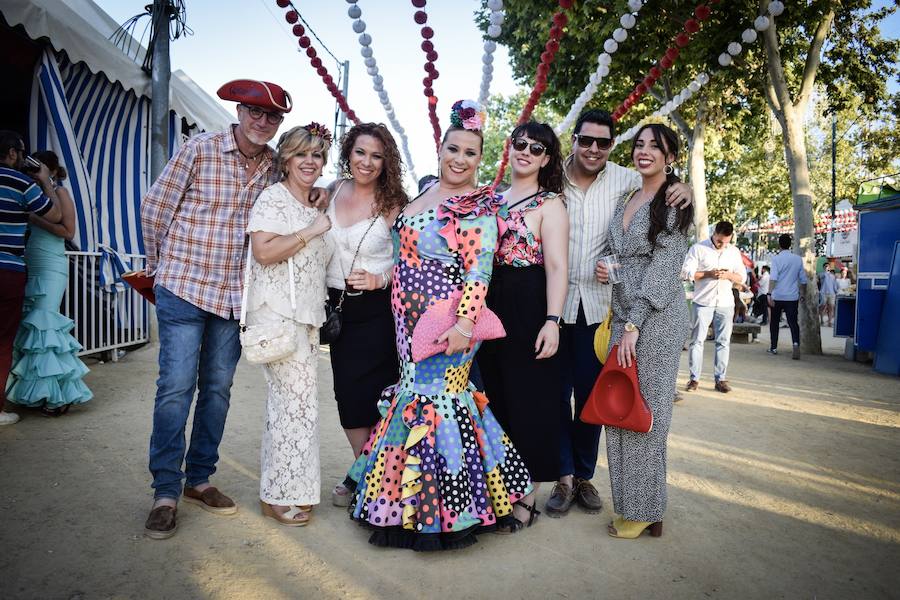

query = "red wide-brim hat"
[580,343,653,433]
[217,79,293,113]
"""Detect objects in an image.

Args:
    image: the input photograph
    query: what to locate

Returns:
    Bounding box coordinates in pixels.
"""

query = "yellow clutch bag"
[593,309,613,363]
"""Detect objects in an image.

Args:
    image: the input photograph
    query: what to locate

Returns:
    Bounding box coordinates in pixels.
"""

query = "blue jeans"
[148,286,242,500]
[558,303,603,480]
[689,304,734,382]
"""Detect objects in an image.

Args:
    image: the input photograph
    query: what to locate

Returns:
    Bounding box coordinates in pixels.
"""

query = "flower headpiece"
[450,99,487,132]
[303,121,333,144]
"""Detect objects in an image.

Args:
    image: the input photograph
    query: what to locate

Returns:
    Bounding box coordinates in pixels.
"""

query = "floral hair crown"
[450,99,487,131]
[303,121,332,144]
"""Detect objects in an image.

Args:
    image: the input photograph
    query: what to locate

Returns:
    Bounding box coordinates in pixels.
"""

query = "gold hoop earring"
[664,163,674,175]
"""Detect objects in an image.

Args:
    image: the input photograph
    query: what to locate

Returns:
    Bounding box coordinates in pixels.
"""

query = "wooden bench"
[707,322,761,343]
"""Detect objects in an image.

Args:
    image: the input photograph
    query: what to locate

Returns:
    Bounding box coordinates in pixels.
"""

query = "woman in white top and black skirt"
[325,123,407,506]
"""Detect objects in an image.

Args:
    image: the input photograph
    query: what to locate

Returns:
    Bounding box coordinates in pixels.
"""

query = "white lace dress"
[245,182,330,506]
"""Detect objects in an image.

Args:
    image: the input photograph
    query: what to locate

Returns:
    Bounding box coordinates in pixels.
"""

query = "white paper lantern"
[621,14,636,29]
[768,1,784,16]
[604,39,618,54]
[589,72,600,84]
[373,82,383,92]
[359,33,372,46]
[488,24,501,37]
[483,53,494,64]
[487,0,503,10]
[490,11,505,26]
[345,0,357,3]
[484,41,497,52]
[598,64,610,77]
[697,72,710,85]
[364,57,376,68]
[598,53,612,66]
[742,28,758,43]
[483,64,493,74]
[613,28,628,43]
[352,20,366,34]
[754,16,770,31]
[718,53,732,66]
[366,66,378,75]
[360,46,373,58]
[373,74,383,85]
[348,5,361,19]
[628,0,642,12]
[688,81,700,92]
[681,88,693,100]
[728,42,742,56]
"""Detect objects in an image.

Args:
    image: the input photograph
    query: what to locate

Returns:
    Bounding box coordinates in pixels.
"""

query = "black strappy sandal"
[495,500,541,535]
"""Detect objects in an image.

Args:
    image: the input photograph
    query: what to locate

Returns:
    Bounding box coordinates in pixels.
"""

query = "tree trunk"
[689,95,708,238]
[780,110,822,354]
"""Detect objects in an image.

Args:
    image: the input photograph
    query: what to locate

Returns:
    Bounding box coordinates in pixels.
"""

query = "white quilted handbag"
[239,238,298,365]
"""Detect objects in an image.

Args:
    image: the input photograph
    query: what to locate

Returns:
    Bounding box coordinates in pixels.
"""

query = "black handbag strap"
[506,190,543,212]
[335,215,379,311]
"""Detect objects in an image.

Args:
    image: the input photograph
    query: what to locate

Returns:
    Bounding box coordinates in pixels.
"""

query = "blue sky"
[93,1,899,187]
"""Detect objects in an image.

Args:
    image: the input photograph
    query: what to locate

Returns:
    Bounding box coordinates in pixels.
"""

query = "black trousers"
[769,299,799,349]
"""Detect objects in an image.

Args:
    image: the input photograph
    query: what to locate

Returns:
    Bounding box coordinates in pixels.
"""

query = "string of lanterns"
[616,1,786,144]
[554,0,646,136]
[344,0,418,181]
[275,1,361,126]
[478,0,505,106]
[611,1,720,123]
[409,0,443,153]
[494,0,573,185]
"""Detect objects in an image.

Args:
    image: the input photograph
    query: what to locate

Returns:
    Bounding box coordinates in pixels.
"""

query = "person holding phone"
[0,131,62,426]
[681,221,745,394]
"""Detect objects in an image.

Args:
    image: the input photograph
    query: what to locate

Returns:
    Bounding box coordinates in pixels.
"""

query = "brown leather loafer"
[574,478,603,513]
[685,380,699,392]
[714,380,732,393]
[545,482,575,517]
[144,505,177,540]
[183,486,238,515]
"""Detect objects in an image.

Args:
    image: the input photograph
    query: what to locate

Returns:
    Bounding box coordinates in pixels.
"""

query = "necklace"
[237,146,264,170]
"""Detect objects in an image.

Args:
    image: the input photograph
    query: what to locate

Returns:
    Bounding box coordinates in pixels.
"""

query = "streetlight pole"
[149,0,171,183]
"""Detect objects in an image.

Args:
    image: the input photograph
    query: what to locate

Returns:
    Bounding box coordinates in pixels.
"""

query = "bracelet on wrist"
[381,271,389,290]
[453,323,473,339]
[293,232,307,247]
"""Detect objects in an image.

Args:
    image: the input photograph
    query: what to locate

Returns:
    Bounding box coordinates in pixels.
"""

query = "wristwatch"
[546,315,563,327]
[624,321,639,333]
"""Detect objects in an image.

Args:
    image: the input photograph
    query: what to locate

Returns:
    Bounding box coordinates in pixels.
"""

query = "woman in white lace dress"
[245,123,333,526]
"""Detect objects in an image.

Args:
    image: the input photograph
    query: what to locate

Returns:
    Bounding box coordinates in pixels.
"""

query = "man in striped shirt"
[0,131,62,426]
[547,110,693,517]
[140,80,292,539]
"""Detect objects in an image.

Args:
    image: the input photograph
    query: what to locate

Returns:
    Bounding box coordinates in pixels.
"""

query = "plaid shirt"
[141,127,277,319]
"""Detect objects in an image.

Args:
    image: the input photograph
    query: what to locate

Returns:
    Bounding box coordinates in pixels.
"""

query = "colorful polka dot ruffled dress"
[345,186,534,551]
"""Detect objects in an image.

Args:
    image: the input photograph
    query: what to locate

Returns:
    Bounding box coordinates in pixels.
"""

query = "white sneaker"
[0,411,20,425]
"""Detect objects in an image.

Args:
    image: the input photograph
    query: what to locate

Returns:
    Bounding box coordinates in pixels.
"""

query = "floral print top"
[495,191,560,267]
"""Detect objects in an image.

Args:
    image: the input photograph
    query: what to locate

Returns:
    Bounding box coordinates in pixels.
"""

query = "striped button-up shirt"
[141,127,277,319]
[0,166,53,272]
[562,158,641,326]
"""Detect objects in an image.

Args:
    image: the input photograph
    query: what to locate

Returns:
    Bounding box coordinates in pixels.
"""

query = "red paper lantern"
[298,36,310,48]
[545,39,560,53]
[430,69,439,80]
[412,0,426,7]
[675,33,690,47]
[650,66,662,79]
[426,50,438,62]
[558,0,573,8]
[323,75,333,85]
[695,5,711,20]
[275,0,290,7]
[421,26,434,39]
[666,47,680,60]
[684,18,700,34]
[660,57,673,70]
[424,87,433,96]
[541,51,552,63]
[429,96,438,105]
[414,10,427,24]
[306,47,316,58]
[285,10,298,24]
[550,24,563,39]
[553,12,568,28]
[317,66,327,77]
[535,82,547,94]
[537,63,550,75]
[310,57,322,68]
[292,24,304,37]
[424,62,435,73]
[348,110,357,121]
[423,77,432,87]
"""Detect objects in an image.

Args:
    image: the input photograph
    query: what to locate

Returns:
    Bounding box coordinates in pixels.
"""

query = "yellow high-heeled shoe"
[607,516,663,539]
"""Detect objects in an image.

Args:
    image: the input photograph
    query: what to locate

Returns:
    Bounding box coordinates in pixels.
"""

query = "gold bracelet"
[293,231,306,247]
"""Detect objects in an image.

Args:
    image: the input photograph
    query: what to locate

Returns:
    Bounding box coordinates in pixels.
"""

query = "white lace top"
[324,182,394,290]
[245,182,330,326]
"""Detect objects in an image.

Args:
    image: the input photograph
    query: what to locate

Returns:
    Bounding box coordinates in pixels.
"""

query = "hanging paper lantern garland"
[616,2,786,145]
[611,2,717,124]
[343,0,418,181]
[410,1,443,153]
[478,0,504,105]
[494,0,572,185]
[555,0,647,135]
[276,1,361,126]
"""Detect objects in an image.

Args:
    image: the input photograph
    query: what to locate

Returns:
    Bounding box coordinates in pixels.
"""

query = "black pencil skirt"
[327,287,399,429]
[476,264,560,482]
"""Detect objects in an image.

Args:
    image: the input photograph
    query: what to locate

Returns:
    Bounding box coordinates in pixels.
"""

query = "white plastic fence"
[62,251,150,359]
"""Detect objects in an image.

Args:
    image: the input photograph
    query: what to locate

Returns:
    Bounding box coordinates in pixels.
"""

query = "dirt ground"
[1,325,898,600]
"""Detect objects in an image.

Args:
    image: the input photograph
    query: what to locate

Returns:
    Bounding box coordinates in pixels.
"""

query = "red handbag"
[580,344,653,433]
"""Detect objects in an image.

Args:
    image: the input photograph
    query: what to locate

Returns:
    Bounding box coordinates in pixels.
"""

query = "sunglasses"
[573,134,613,150]
[511,138,547,156]
[240,104,285,125]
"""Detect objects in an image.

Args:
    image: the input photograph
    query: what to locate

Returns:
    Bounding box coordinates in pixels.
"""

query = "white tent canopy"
[2,0,232,132]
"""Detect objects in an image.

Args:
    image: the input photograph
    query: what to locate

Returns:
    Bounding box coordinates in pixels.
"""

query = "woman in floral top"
[477,121,569,532]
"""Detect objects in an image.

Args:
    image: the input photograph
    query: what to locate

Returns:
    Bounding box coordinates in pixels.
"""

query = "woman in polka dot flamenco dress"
[344,100,534,551]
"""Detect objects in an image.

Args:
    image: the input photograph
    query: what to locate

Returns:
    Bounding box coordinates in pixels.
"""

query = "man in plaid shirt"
[141,80,292,539]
